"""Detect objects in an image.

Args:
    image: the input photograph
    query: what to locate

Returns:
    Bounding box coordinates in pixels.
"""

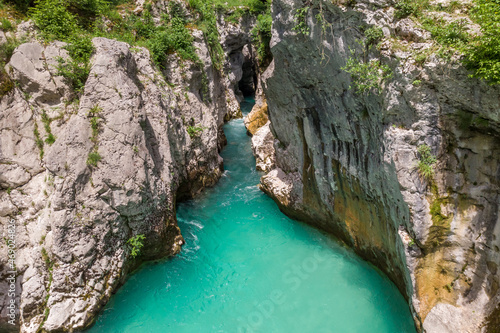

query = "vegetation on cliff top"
[0,0,270,99]
[251,12,272,66]
[288,0,500,88]
[392,0,500,84]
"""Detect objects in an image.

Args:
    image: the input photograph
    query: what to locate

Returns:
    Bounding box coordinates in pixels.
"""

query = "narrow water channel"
[88,97,416,333]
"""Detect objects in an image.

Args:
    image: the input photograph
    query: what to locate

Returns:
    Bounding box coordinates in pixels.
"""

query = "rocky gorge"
[0,1,259,331]
[0,0,499,332]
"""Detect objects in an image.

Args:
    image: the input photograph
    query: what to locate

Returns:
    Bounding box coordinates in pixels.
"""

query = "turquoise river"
[88,97,417,333]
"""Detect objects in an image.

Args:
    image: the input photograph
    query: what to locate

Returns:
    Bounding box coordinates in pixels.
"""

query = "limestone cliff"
[257,0,500,332]
[0,5,258,332]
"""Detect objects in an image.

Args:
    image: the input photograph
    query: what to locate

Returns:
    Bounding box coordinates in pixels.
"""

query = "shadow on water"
[87,96,416,333]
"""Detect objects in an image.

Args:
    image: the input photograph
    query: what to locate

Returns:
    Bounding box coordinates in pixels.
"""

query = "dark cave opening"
[238,44,257,97]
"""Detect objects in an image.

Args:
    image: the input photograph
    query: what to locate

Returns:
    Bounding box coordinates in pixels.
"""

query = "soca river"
[87,97,416,333]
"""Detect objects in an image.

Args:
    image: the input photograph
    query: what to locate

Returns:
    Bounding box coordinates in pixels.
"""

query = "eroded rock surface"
[244,100,268,135]
[0,10,257,329]
[259,0,500,332]
[251,121,276,172]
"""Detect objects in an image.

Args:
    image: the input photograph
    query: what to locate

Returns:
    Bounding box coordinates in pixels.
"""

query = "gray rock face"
[260,0,500,332]
[0,11,256,329]
[251,121,276,172]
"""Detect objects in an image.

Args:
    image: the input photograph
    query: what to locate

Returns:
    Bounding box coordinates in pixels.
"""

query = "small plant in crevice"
[41,247,53,269]
[33,121,44,159]
[341,49,392,95]
[86,150,102,167]
[187,125,205,138]
[41,110,56,145]
[292,6,310,36]
[417,144,437,179]
[86,105,102,167]
[127,234,145,258]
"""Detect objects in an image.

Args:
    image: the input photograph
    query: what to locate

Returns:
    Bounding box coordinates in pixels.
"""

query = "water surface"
[88,97,416,333]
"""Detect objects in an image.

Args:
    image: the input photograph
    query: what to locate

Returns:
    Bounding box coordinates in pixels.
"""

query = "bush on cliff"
[252,13,272,66]
[463,0,500,84]
[149,16,199,67]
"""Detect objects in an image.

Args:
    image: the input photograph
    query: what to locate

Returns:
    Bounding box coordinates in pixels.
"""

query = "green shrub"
[251,13,272,65]
[247,0,269,14]
[3,0,35,13]
[33,121,44,158]
[0,36,20,63]
[188,0,225,70]
[41,247,52,267]
[55,35,94,94]
[394,0,430,19]
[41,110,56,144]
[0,18,14,31]
[417,144,437,179]
[30,0,79,40]
[30,0,95,95]
[463,0,500,84]
[90,116,99,142]
[45,133,55,144]
[149,16,199,67]
[55,56,91,94]
[127,234,145,258]
[133,9,156,39]
[394,0,416,19]
[86,106,102,167]
[167,1,187,21]
[341,50,392,94]
[66,0,107,27]
[0,70,14,98]
[365,26,384,46]
[423,18,469,46]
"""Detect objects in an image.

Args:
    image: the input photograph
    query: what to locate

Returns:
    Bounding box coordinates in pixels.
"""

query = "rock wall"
[258,0,500,332]
[0,9,257,332]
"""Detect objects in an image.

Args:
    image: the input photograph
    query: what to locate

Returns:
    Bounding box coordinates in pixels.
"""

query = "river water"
[88,97,416,333]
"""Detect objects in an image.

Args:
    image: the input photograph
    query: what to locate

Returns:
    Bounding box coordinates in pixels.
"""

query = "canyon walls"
[1,0,499,332]
[0,3,257,331]
[255,0,500,331]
